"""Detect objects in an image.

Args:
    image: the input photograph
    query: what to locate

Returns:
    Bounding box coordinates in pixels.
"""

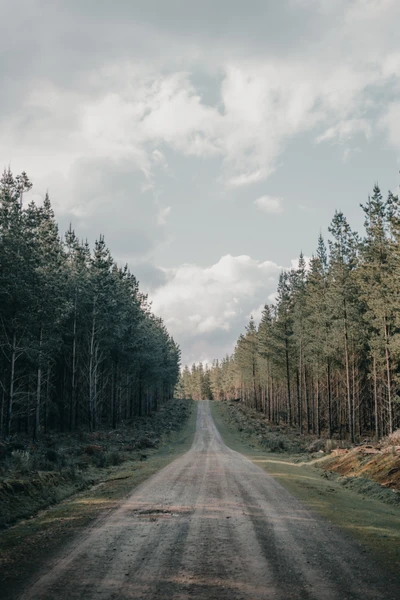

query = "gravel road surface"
[18,401,398,600]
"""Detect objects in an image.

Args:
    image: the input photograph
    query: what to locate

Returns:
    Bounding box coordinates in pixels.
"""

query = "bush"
[136,437,158,449]
[11,450,32,474]
[93,453,107,468]
[106,451,123,466]
[83,444,103,456]
[307,439,327,453]
[45,449,60,463]
[387,429,400,446]
[261,435,285,453]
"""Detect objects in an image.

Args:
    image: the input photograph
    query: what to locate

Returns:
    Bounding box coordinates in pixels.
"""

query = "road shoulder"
[0,402,197,600]
[210,400,400,575]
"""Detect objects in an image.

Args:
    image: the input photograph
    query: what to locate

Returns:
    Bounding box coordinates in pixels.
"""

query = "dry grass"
[384,428,400,447]
[321,445,400,494]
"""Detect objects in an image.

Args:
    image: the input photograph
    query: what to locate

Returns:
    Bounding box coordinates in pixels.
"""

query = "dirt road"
[18,401,398,600]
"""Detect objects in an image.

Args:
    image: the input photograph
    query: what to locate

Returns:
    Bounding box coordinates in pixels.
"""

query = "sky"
[1,0,400,365]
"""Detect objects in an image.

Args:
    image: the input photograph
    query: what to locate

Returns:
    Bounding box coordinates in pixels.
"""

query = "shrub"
[93,453,107,468]
[83,444,103,456]
[387,429,400,446]
[11,450,32,474]
[136,437,158,449]
[261,435,285,453]
[106,451,123,466]
[45,449,60,463]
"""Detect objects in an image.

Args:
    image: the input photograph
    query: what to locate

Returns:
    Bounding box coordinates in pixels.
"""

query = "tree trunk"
[6,330,17,440]
[343,302,353,442]
[327,359,332,439]
[352,357,357,441]
[70,294,77,431]
[384,319,393,434]
[33,326,43,442]
[44,365,50,434]
[88,299,96,432]
[304,367,310,433]
[373,356,379,440]
[284,327,292,426]
[296,368,302,434]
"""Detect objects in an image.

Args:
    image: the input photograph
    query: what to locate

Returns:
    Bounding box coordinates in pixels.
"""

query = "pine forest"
[0,169,181,440]
[178,184,400,441]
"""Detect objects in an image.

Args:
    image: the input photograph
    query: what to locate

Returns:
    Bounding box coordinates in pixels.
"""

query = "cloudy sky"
[2,0,400,364]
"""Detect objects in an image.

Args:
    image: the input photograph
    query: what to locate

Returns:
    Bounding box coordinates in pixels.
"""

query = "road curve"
[19,401,398,600]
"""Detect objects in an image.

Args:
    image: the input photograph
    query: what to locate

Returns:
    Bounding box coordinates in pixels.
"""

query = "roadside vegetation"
[0,399,196,599]
[213,400,400,502]
[0,168,186,536]
[211,400,400,574]
[0,399,193,528]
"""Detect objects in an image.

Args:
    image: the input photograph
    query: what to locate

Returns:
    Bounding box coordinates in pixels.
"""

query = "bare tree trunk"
[93,345,98,429]
[327,359,332,439]
[6,330,17,439]
[373,356,379,440]
[269,371,273,423]
[252,356,257,410]
[384,320,393,434]
[296,368,302,434]
[33,326,43,441]
[285,328,292,425]
[88,300,96,432]
[111,363,116,428]
[0,385,5,438]
[304,367,310,433]
[70,294,77,431]
[352,356,357,441]
[343,303,353,442]
[44,365,50,434]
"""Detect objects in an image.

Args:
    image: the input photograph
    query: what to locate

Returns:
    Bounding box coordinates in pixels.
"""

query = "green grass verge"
[211,400,400,575]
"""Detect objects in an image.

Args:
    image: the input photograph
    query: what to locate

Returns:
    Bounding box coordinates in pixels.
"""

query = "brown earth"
[321,445,400,491]
[12,401,400,600]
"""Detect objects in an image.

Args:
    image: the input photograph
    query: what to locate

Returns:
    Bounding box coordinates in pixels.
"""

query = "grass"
[0,400,193,528]
[211,400,400,575]
[0,400,197,600]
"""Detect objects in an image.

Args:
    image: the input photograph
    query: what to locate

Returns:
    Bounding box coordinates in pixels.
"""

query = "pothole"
[130,508,177,519]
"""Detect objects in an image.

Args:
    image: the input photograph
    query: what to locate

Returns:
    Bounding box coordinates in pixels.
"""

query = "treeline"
[0,169,180,440]
[178,185,400,441]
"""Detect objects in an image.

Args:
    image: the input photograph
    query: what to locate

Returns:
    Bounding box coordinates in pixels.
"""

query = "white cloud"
[380,102,400,150]
[150,254,284,364]
[3,0,400,199]
[343,147,361,163]
[254,195,283,214]
[316,119,372,144]
[157,206,171,225]
[150,252,315,363]
[152,254,280,335]
[297,203,311,212]
[3,35,400,197]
